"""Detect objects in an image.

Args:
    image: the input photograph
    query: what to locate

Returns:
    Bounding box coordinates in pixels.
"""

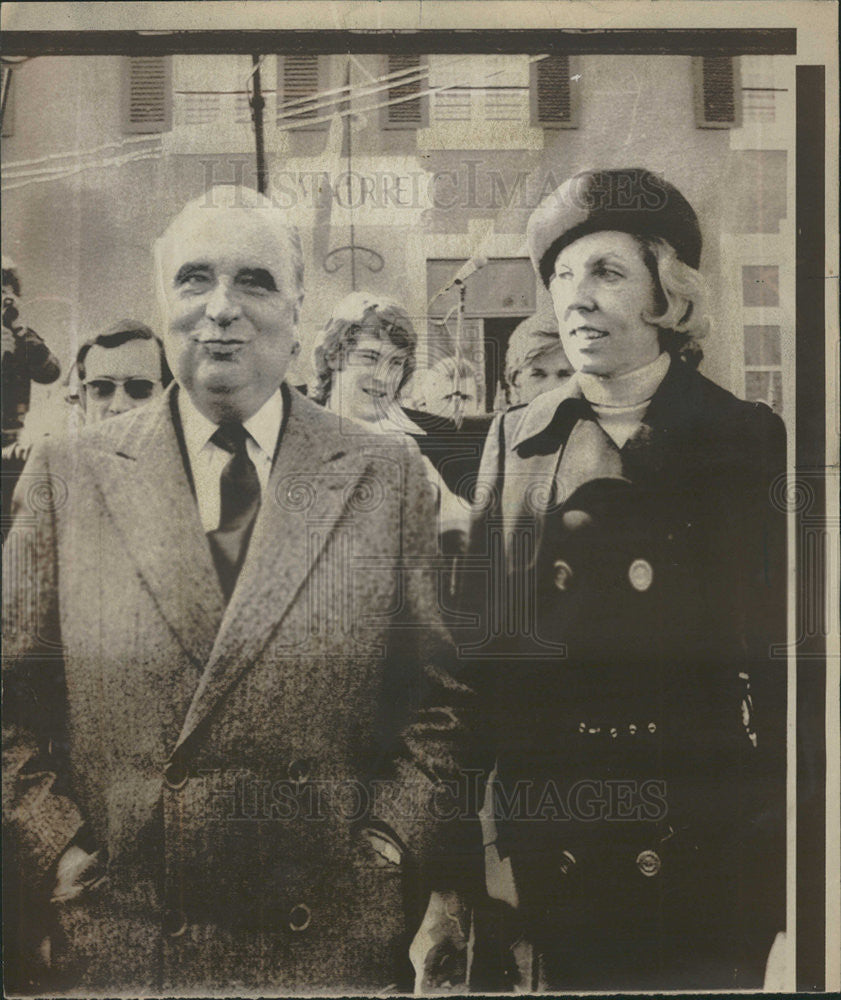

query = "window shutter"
[383,55,428,129]
[122,56,172,133]
[694,56,742,129]
[531,55,578,129]
[278,55,327,130]
[1,65,15,137]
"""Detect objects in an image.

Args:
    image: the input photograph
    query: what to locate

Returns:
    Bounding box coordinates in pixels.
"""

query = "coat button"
[162,907,187,937]
[553,559,574,591]
[561,510,592,532]
[636,849,661,877]
[289,903,312,932]
[628,558,654,592]
[163,758,189,790]
[628,723,637,735]
[558,850,577,877]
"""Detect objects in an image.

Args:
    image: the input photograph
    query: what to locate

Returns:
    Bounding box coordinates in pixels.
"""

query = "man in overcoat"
[2,187,478,994]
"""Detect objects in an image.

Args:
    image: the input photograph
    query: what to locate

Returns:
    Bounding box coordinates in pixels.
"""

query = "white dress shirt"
[178,387,284,533]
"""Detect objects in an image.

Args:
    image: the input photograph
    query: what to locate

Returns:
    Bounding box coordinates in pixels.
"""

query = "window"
[381,54,428,129]
[122,56,172,134]
[693,56,742,129]
[428,55,529,126]
[530,55,579,128]
[278,55,329,131]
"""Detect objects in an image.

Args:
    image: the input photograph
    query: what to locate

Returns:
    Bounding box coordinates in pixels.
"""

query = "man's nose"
[205,278,242,327]
[107,385,133,416]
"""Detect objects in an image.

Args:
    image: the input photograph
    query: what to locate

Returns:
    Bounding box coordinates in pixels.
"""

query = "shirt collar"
[178,385,284,459]
[509,353,672,450]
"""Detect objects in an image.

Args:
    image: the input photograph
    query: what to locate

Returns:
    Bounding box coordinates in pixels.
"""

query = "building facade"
[1,50,794,434]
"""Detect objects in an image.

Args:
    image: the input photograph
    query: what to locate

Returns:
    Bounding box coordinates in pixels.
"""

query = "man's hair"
[76,320,172,384]
[153,185,305,321]
[310,292,417,405]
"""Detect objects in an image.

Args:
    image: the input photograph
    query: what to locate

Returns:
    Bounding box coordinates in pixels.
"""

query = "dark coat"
[400,407,495,501]
[461,359,787,990]
[2,385,478,994]
[1,325,60,442]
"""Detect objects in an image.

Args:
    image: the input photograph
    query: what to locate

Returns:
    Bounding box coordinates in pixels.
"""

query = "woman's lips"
[568,325,609,341]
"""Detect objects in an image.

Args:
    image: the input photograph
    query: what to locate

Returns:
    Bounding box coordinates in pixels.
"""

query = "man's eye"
[553,270,573,282]
[175,268,212,289]
[596,266,622,280]
[236,268,278,292]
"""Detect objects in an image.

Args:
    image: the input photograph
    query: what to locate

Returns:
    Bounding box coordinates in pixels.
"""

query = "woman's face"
[549,230,663,378]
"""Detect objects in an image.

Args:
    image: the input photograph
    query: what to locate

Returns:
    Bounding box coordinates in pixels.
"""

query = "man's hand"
[409,890,470,994]
[51,845,106,904]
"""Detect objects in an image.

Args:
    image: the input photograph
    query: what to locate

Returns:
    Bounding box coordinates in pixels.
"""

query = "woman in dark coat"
[463,168,787,991]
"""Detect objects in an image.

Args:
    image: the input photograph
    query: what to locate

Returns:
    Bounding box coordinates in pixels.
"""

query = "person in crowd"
[1,258,62,529]
[311,291,470,552]
[1,257,61,448]
[311,291,418,431]
[73,320,170,424]
[504,313,572,407]
[458,167,787,991]
[2,187,479,995]
[421,355,479,426]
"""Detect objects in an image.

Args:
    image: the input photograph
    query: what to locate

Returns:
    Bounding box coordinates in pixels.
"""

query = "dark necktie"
[206,422,261,600]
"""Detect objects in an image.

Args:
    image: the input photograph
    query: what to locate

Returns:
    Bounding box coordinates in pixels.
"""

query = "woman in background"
[311,292,470,562]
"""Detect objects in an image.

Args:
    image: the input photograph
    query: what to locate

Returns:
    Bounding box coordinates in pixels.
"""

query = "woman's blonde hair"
[636,236,711,369]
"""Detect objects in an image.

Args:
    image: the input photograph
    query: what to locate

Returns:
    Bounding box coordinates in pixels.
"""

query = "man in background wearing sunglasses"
[75,320,170,424]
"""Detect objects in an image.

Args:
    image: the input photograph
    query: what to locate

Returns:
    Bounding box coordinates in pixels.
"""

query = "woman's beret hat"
[527,168,702,287]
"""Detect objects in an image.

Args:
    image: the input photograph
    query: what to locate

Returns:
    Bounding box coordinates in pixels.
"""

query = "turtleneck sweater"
[576,352,671,448]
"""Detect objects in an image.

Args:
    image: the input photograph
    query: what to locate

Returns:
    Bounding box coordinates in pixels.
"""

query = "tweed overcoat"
[2,384,478,995]
[460,359,787,990]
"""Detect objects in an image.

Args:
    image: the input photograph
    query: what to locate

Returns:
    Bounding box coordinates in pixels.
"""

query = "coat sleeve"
[2,441,85,891]
[366,438,486,890]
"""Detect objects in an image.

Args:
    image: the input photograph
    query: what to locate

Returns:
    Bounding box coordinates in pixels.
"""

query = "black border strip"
[795,64,826,993]
[1,28,796,57]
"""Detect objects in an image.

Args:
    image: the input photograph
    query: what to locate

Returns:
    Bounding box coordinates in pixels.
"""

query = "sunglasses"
[83,378,159,401]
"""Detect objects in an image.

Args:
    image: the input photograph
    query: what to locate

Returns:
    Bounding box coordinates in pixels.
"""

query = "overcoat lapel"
[172,390,367,755]
[89,390,225,669]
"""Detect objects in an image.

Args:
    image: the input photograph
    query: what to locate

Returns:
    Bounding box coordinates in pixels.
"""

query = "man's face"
[329,334,410,423]
[426,371,477,423]
[81,339,164,424]
[513,346,573,405]
[157,208,300,423]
